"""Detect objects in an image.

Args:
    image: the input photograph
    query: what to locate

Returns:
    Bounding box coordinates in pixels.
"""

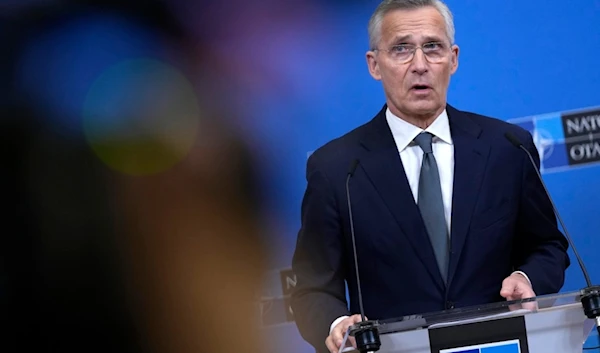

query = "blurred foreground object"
[2,1,267,352]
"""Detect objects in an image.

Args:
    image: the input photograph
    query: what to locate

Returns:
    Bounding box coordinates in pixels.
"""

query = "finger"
[500,286,516,299]
[331,324,345,347]
[509,291,538,311]
[349,313,364,323]
[513,283,535,299]
[333,315,361,345]
[520,284,536,299]
[332,322,350,347]
[349,336,357,349]
[512,285,524,297]
[500,278,517,298]
[346,315,366,347]
[325,335,338,353]
[506,283,535,302]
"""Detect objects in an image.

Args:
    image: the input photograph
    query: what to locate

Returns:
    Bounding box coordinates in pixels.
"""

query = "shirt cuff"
[512,270,532,288]
[330,315,349,334]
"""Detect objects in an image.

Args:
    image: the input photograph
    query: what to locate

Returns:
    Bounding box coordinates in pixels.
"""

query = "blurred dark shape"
[1,1,267,353]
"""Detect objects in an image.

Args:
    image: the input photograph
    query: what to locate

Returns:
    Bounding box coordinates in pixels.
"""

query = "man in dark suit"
[290,1,570,352]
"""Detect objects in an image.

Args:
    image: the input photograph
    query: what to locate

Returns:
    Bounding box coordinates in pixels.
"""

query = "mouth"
[411,84,432,91]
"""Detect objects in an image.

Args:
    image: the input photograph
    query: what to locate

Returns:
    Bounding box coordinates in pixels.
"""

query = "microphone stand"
[504,132,600,345]
[346,160,381,353]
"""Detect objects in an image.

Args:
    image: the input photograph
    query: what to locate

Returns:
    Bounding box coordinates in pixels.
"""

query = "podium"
[340,290,597,353]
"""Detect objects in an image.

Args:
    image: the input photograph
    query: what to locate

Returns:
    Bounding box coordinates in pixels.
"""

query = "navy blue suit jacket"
[290,104,570,352]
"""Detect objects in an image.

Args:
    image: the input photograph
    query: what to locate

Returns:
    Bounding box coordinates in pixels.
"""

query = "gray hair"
[368,0,455,50]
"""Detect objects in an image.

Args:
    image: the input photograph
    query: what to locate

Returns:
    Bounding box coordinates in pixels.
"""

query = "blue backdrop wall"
[256,1,600,352]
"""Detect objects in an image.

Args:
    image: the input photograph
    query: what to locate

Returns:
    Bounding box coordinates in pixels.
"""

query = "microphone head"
[348,159,360,176]
[504,132,523,148]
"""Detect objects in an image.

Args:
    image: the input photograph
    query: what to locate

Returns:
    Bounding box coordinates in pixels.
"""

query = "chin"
[407,103,441,117]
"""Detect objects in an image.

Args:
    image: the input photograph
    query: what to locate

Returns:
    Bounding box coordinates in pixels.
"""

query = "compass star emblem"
[532,128,554,162]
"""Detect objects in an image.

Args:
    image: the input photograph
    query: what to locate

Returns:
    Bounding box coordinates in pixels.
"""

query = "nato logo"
[440,339,521,353]
[257,268,297,327]
[508,106,600,173]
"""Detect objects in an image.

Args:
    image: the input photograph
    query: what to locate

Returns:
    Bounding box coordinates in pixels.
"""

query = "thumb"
[335,315,365,346]
[346,314,366,327]
[352,314,367,322]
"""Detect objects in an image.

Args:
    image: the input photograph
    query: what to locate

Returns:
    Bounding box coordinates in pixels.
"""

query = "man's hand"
[325,314,364,353]
[500,272,536,301]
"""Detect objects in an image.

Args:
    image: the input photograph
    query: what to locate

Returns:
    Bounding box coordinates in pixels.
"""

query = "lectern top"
[374,290,584,335]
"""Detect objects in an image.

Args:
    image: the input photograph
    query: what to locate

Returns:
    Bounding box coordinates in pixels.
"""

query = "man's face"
[366,6,459,120]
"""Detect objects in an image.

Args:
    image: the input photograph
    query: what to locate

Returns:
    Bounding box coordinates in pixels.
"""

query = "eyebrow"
[422,35,444,43]
[391,34,444,45]
[391,35,413,44]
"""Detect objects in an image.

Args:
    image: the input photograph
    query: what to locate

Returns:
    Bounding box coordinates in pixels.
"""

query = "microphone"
[345,159,381,353]
[504,132,600,339]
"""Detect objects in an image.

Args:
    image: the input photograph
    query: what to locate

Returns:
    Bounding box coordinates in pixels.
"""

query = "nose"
[410,48,428,74]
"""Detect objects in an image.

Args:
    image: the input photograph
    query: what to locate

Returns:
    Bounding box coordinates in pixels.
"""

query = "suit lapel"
[446,106,490,286]
[358,106,445,291]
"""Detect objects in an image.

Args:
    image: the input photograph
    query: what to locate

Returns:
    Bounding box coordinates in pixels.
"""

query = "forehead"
[380,6,447,43]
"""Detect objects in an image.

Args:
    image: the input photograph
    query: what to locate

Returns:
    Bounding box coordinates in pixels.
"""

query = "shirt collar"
[385,107,453,152]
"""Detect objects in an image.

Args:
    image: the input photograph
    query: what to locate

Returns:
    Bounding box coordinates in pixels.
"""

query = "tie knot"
[414,132,433,153]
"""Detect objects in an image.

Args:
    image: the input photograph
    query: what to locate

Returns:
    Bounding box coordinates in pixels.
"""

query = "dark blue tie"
[414,132,449,282]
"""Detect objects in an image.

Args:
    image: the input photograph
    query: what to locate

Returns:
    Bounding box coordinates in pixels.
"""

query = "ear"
[366,51,382,80]
[450,44,459,75]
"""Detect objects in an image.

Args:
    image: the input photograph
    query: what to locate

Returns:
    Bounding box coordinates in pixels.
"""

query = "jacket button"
[446,301,455,309]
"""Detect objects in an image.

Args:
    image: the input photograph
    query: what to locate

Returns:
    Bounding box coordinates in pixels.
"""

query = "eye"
[391,44,412,53]
[423,42,444,51]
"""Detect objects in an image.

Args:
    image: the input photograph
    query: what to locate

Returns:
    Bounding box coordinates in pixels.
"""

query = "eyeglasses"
[374,41,451,64]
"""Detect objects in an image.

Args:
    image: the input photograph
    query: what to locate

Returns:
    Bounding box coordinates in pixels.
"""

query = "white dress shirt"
[329,108,530,335]
[386,108,454,233]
